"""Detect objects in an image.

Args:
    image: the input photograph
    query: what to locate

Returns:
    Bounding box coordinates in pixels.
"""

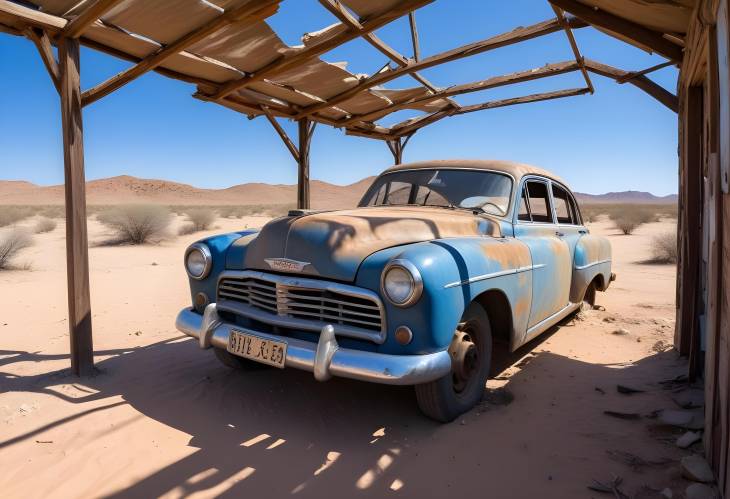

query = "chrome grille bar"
[216,270,386,344]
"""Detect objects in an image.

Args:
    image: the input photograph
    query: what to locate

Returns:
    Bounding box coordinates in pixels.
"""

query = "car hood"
[232,206,501,281]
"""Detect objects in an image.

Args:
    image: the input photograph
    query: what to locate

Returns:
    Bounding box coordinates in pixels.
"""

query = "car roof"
[384,159,568,187]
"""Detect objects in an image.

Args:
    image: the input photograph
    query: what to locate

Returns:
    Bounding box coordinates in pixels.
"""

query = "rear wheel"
[580,281,597,311]
[213,347,268,370]
[415,303,492,422]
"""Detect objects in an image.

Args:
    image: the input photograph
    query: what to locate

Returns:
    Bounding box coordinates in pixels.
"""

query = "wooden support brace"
[409,12,420,62]
[616,60,676,83]
[551,5,594,93]
[261,105,299,161]
[59,36,94,376]
[24,27,60,93]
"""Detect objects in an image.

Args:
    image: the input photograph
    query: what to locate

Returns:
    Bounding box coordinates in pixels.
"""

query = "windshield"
[359,169,513,216]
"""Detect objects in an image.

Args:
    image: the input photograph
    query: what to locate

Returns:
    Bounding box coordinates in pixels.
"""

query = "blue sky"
[0,0,679,195]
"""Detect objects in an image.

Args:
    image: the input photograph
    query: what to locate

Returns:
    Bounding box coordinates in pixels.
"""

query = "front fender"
[356,237,532,355]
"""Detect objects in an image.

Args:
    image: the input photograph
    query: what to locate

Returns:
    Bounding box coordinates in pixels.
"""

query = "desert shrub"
[609,206,655,235]
[178,223,197,235]
[0,229,33,269]
[0,206,33,227]
[34,217,57,233]
[580,205,601,223]
[36,205,65,219]
[650,231,678,263]
[183,208,216,231]
[97,205,171,244]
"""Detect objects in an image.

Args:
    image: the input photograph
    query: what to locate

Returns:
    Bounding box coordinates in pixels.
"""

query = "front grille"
[217,271,385,342]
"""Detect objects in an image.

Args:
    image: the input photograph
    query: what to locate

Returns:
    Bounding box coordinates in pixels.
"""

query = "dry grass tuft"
[34,217,57,234]
[0,229,33,269]
[183,208,216,232]
[0,207,33,227]
[649,231,678,264]
[97,205,171,244]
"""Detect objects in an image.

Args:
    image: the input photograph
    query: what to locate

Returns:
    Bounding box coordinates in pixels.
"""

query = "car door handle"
[578,229,587,235]
[555,231,565,237]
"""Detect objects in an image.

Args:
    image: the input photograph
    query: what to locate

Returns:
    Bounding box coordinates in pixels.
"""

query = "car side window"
[524,181,553,223]
[551,184,575,225]
[385,182,412,205]
[518,189,531,221]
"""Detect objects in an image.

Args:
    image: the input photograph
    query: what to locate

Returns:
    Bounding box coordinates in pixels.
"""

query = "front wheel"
[415,303,492,422]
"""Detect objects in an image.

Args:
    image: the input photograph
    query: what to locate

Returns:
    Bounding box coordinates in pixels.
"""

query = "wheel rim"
[449,326,480,394]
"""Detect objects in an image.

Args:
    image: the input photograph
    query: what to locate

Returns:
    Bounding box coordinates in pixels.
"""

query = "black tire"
[580,281,597,312]
[415,303,493,422]
[213,347,268,370]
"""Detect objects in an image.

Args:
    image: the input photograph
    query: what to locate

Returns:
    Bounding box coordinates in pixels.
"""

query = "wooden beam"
[62,0,122,39]
[292,16,587,120]
[339,60,581,126]
[206,0,434,101]
[81,0,280,107]
[24,27,60,93]
[616,60,676,83]
[584,59,678,112]
[261,106,299,161]
[391,87,590,137]
[548,0,683,62]
[409,12,421,62]
[551,5,594,93]
[59,36,94,376]
[297,119,314,209]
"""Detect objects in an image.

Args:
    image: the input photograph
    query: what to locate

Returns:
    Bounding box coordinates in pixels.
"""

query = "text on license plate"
[227,330,287,368]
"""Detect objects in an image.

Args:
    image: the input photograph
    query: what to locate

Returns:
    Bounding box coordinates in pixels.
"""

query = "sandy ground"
[0,214,697,498]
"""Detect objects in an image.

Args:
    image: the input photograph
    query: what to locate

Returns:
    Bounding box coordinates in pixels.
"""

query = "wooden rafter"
[548,0,683,62]
[409,12,421,62]
[205,0,433,101]
[583,59,678,112]
[317,0,454,105]
[616,60,676,83]
[24,27,60,93]
[292,16,587,120]
[62,0,122,39]
[551,5,594,93]
[261,105,299,161]
[390,87,591,137]
[339,60,582,126]
[81,0,280,107]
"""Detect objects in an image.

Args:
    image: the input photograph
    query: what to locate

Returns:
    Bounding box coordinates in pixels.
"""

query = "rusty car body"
[176,160,614,421]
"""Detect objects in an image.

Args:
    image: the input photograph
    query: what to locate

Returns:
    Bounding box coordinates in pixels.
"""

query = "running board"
[523,302,581,343]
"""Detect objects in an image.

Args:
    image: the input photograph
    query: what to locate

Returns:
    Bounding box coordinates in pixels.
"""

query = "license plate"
[227,330,287,368]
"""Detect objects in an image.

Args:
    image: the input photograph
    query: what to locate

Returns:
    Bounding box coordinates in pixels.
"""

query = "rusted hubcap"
[449,328,479,393]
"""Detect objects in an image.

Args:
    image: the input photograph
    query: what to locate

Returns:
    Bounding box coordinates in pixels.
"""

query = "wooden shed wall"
[677,0,730,495]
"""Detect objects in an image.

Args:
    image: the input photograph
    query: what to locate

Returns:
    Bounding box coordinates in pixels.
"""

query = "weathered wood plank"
[549,0,683,62]
[292,16,587,120]
[81,0,280,107]
[207,0,434,101]
[59,36,94,376]
[551,5,594,93]
[62,0,122,39]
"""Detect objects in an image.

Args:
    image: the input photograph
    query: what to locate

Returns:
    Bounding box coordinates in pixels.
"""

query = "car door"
[550,182,585,261]
[513,177,572,328]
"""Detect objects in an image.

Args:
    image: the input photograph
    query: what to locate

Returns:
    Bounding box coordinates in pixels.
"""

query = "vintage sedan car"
[176,160,614,421]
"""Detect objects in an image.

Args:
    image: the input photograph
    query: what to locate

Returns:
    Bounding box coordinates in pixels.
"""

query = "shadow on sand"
[0,321,685,498]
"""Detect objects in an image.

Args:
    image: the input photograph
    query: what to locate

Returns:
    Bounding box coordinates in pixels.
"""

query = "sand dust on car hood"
[231,206,501,281]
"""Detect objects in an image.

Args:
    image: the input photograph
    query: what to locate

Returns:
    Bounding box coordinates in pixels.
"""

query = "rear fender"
[570,234,612,303]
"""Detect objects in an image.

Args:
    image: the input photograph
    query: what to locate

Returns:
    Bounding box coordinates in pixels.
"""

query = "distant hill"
[0,175,675,209]
[574,190,678,204]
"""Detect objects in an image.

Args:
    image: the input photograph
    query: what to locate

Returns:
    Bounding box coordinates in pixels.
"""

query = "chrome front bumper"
[175,304,451,386]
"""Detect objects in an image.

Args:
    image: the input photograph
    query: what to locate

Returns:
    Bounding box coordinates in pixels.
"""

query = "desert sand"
[0,214,692,498]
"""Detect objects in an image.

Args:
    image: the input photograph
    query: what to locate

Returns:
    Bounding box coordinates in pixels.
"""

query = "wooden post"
[387,132,415,164]
[59,37,94,376]
[297,118,313,209]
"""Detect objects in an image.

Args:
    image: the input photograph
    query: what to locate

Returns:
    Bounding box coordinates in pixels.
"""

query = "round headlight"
[381,259,423,307]
[185,243,212,280]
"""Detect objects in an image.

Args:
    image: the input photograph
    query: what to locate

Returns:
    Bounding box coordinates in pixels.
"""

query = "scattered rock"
[617,384,644,395]
[35,440,53,444]
[659,409,705,430]
[685,483,719,499]
[653,340,670,353]
[660,487,673,498]
[603,316,616,323]
[593,305,606,311]
[595,387,606,395]
[673,389,705,409]
[151,262,158,266]
[482,387,514,406]
[681,455,715,483]
[676,431,702,449]
[604,410,640,420]
[613,328,630,336]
